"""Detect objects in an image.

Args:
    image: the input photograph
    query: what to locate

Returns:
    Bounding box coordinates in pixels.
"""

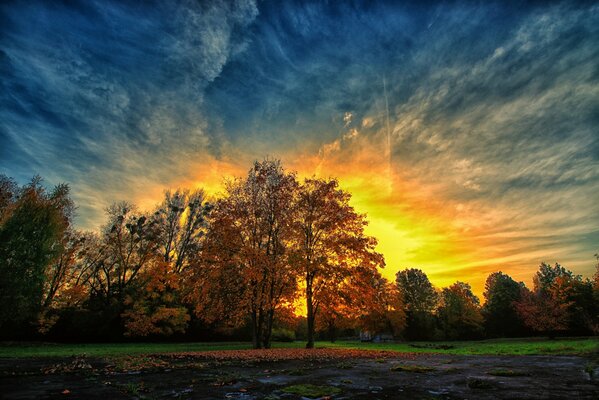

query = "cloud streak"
[1,0,597,296]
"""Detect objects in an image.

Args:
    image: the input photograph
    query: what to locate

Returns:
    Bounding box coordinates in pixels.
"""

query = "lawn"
[0,337,596,358]
[324,337,599,356]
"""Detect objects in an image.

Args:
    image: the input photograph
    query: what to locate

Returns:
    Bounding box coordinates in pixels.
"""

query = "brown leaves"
[42,357,92,375]
[171,348,416,362]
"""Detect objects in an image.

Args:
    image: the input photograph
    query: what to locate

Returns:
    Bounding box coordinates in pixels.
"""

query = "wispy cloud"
[1,0,258,227]
[1,1,597,295]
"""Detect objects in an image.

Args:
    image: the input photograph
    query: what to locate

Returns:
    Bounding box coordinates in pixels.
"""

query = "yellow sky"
[127,127,595,302]
[158,144,490,299]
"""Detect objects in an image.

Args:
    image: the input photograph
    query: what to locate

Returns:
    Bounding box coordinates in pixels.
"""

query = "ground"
[1,340,598,399]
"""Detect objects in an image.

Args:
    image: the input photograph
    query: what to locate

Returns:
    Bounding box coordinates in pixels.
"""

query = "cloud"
[0,0,259,227]
[1,1,597,296]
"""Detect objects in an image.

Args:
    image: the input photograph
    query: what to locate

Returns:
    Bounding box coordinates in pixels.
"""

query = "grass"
[0,341,299,358]
[323,337,599,356]
[0,337,596,358]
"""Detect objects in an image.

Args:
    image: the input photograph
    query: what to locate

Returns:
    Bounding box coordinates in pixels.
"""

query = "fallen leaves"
[42,357,92,374]
[170,348,417,362]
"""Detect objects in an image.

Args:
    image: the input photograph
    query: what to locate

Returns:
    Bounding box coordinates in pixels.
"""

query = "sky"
[1,0,598,298]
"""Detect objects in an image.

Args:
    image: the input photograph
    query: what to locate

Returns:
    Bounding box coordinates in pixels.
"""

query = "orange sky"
[4,1,596,303]
[126,126,596,301]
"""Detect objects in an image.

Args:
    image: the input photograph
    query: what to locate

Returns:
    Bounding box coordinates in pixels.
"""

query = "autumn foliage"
[0,167,597,343]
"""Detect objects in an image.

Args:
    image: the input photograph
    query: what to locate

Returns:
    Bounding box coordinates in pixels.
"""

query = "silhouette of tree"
[437,281,483,339]
[482,271,525,337]
[358,275,405,338]
[154,189,211,273]
[395,268,438,340]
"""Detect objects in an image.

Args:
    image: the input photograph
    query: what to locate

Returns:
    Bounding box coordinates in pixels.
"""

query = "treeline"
[0,160,598,347]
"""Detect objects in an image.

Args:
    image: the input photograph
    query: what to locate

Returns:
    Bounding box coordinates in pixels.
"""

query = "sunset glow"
[2,1,598,299]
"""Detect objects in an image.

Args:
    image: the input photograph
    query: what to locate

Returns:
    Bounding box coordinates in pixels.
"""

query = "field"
[0,337,596,358]
[1,338,598,399]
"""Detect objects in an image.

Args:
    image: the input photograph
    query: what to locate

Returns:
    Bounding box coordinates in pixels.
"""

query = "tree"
[121,261,190,337]
[482,272,525,337]
[38,229,86,333]
[0,177,72,335]
[395,268,438,340]
[395,268,438,312]
[358,275,405,338]
[515,286,570,337]
[154,189,211,274]
[437,281,483,340]
[293,177,384,348]
[533,262,572,293]
[200,160,298,348]
[0,174,18,220]
[97,202,160,301]
[515,262,577,337]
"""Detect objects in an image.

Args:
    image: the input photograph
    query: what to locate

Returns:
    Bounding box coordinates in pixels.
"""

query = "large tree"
[437,281,483,340]
[516,262,596,336]
[201,160,298,348]
[395,268,438,340]
[0,177,72,335]
[482,271,525,337]
[514,263,571,337]
[293,177,384,348]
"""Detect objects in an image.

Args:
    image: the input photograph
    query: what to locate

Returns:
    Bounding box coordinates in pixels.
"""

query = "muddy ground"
[1,350,598,399]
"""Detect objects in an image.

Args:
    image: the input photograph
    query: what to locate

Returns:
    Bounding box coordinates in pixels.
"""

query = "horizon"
[1,1,598,298]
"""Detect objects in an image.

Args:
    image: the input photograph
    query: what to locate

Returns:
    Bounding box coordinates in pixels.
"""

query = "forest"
[1,160,598,348]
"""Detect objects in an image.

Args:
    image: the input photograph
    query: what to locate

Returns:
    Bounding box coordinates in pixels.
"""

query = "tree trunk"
[306,278,315,349]
[263,308,275,349]
[328,320,336,343]
[251,310,263,349]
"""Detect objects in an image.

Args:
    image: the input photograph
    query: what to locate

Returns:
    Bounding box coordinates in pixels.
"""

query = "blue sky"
[1,0,598,290]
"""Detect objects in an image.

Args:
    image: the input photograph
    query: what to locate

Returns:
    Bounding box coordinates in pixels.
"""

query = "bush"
[271,328,295,342]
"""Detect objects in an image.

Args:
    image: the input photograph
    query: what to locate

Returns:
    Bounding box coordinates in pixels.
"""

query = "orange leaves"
[197,160,300,347]
[294,177,386,343]
[172,348,416,362]
[515,287,570,334]
[515,263,582,334]
[121,260,190,337]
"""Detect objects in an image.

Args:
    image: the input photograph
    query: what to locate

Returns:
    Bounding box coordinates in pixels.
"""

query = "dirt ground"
[1,349,598,399]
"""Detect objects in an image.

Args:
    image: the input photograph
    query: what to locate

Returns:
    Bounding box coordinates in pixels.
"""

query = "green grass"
[0,337,596,358]
[323,337,599,356]
[0,341,302,358]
